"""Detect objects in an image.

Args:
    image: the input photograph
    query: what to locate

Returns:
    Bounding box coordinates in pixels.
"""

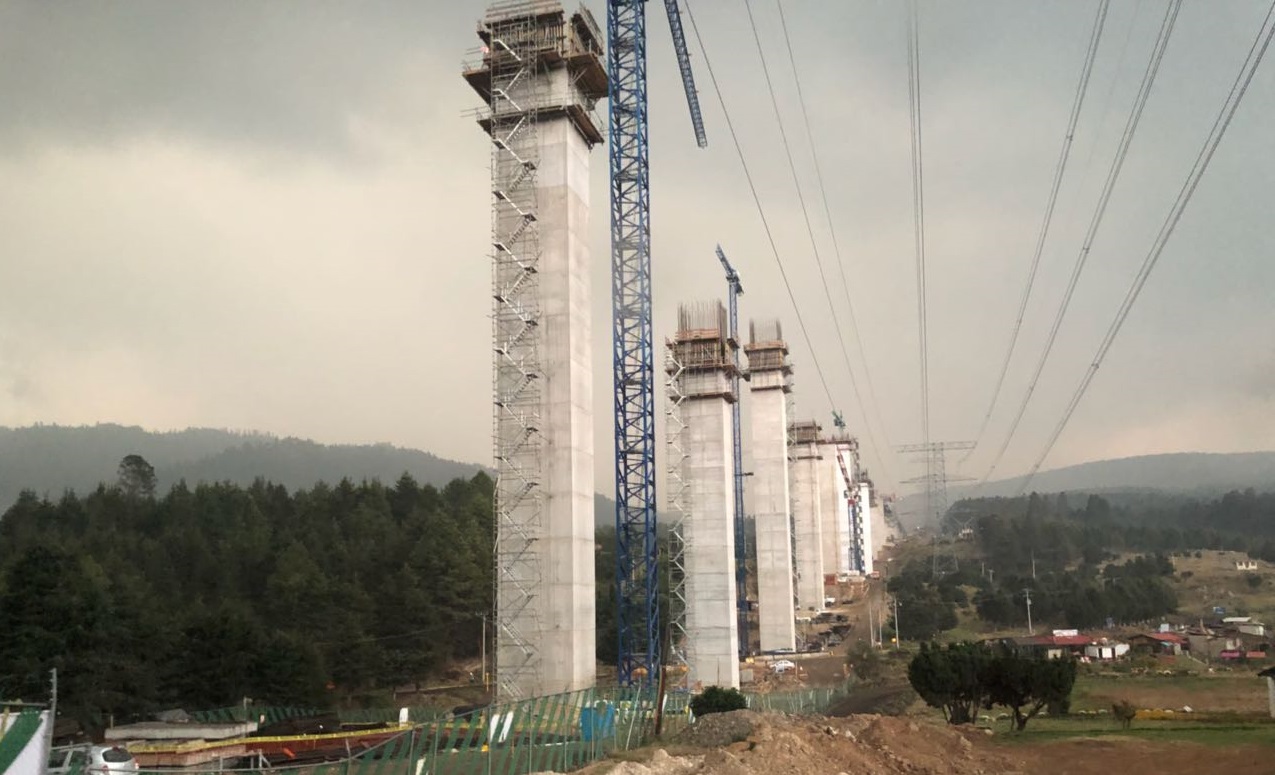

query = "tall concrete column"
[789,420,824,613]
[859,481,876,576]
[674,303,740,689]
[816,438,856,578]
[744,321,796,653]
[464,2,607,699]
[818,437,854,580]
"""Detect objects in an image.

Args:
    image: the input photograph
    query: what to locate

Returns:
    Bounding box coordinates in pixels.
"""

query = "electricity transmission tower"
[898,441,974,577]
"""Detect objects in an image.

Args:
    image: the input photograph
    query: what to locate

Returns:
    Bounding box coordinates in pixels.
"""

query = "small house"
[1084,640,1130,661]
[1010,633,1091,660]
[1186,628,1242,660]
[1223,617,1267,637]
[1128,632,1186,656]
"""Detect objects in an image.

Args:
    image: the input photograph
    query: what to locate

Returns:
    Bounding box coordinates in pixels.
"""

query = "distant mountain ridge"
[893,450,1275,531]
[965,451,1275,498]
[0,424,485,508]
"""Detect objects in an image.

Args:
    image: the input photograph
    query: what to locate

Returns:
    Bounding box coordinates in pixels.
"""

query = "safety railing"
[160,682,852,775]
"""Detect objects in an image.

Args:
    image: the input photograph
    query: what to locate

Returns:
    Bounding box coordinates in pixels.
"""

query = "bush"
[846,639,885,682]
[1112,699,1137,729]
[1246,573,1263,589]
[1048,696,1071,716]
[908,642,1078,730]
[689,685,748,717]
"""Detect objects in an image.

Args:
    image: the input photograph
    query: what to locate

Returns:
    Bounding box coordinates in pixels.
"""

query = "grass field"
[985,714,1275,746]
[1071,670,1269,714]
[1169,550,1275,623]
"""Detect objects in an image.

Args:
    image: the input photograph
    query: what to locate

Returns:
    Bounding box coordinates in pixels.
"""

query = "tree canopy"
[907,642,1077,730]
[0,473,494,729]
[117,454,157,498]
[907,642,991,725]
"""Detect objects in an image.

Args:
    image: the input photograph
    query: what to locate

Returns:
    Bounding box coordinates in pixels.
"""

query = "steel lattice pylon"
[609,0,708,686]
[486,12,545,701]
[898,441,975,579]
[609,0,659,687]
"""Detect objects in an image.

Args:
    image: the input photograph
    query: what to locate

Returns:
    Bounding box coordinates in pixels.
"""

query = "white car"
[48,745,138,775]
[770,659,797,674]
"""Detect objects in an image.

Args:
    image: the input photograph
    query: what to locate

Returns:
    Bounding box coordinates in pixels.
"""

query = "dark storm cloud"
[0,1,470,157]
[0,0,1271,489]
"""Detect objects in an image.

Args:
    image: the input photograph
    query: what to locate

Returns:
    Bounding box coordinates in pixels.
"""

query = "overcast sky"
[1,0,1271,496]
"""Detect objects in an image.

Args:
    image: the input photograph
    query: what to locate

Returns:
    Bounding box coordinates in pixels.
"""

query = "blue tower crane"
[715,245,748,657]
[609,0,707,687]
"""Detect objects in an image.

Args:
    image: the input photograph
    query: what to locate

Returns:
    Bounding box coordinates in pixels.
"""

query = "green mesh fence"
[415,686,659,775]
[172,682,852,775]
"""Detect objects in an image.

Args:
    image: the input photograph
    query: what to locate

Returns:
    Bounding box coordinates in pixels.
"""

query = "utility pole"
[44,668,58,767]
[1031,550,1037,580]
[478,612,488,690]
[867,596,875,647]
[1023,589,1034,635]
[892,596,901,648]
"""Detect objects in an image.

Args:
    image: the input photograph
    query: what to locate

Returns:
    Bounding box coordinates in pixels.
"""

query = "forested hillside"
[0,424,483,508]
[957,488,1275,559]
[953,451,1275,499]
[0,473,494,728]
[883,488,1275,640]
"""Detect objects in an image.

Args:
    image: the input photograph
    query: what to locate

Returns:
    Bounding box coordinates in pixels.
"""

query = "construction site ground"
[567,710,1274,775]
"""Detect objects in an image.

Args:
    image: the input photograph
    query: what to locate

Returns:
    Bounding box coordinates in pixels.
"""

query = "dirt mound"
[732,715,1008,775]
[583,709,1274,775]
[596,713,1016,775]
[825,681,918,717]
[670,710,763,748]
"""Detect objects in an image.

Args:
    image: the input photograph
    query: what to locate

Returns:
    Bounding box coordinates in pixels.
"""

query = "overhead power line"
[964,0,1111,461]
[774,0,898,476]
[906,0,930,455]
[740,0,893,485]
[1020,0,1275,492]
[680,1,840,424]
[978,0,1183,485]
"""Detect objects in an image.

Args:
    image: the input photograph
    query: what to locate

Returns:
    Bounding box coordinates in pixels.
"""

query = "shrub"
[1246,573,1263,589]
[1047,696,1071,716]
[689,685,748,717]
[1112,699,1137,729]
[846,639,885,683]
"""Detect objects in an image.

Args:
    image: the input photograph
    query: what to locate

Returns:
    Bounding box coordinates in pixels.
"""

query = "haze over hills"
[0,424,485,509]
[6,425,1272,531]
[896,451,1275,530]
[962,451,1275,497]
